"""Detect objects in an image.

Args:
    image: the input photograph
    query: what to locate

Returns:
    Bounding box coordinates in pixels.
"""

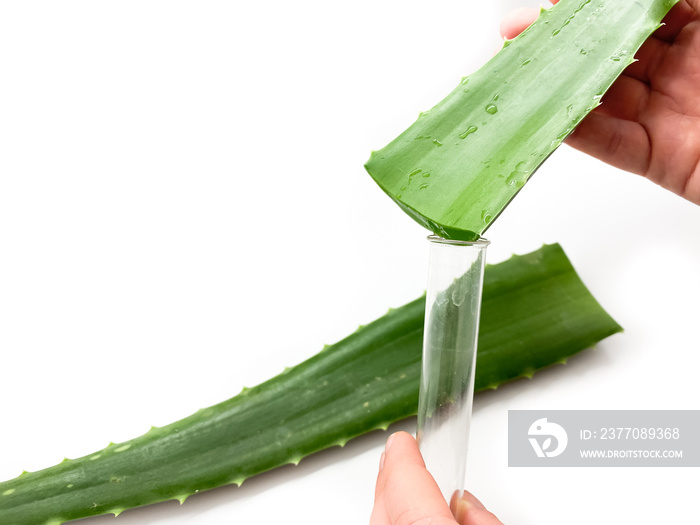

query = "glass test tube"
[416,235,489,518]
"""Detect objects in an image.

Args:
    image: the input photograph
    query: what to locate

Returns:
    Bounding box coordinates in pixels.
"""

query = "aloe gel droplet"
[459,126,478,139]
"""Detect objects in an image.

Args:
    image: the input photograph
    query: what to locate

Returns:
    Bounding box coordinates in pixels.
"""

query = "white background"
[1,1,698,524]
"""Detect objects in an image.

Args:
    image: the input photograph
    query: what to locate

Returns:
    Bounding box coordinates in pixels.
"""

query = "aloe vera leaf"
[0,244,621,525]
[364,0,680,241]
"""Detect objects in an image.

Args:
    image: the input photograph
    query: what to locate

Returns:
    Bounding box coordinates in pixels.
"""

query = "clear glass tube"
[416,235,489,518]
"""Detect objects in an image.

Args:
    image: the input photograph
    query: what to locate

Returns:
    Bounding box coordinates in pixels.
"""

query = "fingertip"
[385,431,415,453]
[459,490,487,510]
[499,7,540,40]
[452,490,504,525]
[376,432,419,491]
[383,431,425,467]
[385,432,397,453]
[374,433,447,524]
[387,430,413,443]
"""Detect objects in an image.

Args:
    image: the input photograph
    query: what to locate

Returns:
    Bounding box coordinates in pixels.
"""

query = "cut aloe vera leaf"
[0,244,621,524]
[365,0,679,240]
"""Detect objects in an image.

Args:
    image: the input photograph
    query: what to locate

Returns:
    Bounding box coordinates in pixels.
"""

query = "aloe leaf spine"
[0,244,621,524]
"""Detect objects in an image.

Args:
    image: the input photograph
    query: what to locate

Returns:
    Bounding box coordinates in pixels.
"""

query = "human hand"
[501,0,700,205]
[370,432,503,525]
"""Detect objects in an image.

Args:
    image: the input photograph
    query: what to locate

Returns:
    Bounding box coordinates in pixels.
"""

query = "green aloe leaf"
[365,0,679,240]
[0,244,621,524]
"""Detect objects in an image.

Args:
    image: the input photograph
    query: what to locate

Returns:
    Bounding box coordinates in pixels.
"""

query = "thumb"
[371,432,504,525]
[371,431,455,525]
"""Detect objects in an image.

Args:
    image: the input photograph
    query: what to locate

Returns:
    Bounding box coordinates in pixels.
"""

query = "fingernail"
[452,497,469,524]
[451,492,487,525]
[385,432,397,454]
[462,490,486,510]
[380,433,398,471]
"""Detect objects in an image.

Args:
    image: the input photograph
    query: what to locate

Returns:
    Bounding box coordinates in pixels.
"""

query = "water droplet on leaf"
[451,289,466,307]
[459,125,478,139]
